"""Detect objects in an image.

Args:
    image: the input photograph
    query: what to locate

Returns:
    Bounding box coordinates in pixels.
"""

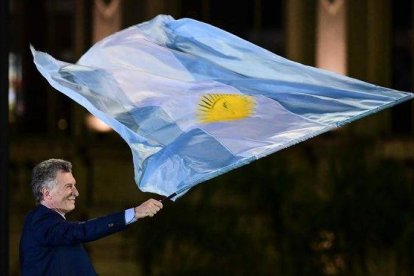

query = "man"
[20,159,163,275]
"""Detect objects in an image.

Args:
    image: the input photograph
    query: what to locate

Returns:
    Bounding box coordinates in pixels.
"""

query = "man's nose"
[72,186,79,196]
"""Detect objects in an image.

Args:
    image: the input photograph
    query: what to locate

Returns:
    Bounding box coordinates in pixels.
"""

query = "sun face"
[197,94,255,123]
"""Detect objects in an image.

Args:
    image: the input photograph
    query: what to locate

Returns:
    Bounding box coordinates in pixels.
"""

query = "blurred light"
[93,0,121,43]
[316,0,347,75]
[86,114,112,132]
[8,52,22,123]
[57,118,68,130]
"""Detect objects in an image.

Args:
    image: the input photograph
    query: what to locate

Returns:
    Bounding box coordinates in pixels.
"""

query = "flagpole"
[161,192,178,203]
[161,186,193,203]
[0,0,9,274]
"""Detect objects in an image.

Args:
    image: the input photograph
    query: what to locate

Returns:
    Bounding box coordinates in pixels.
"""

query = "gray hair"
[30,159,72,203]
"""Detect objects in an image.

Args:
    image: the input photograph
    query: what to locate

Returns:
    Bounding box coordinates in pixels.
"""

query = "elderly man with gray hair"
[19,159,163,276]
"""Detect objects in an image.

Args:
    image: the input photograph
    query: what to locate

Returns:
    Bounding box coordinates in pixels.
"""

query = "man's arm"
[33,199,163,246]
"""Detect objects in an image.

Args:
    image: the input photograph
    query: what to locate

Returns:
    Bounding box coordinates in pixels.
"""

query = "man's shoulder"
[29,204,58,216]
[24,205,62,226]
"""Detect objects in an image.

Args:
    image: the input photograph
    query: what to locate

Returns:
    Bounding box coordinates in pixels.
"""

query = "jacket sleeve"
[32,209,128,246]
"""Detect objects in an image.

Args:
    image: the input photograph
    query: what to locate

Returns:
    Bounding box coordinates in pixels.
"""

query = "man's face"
[46,171,79,214]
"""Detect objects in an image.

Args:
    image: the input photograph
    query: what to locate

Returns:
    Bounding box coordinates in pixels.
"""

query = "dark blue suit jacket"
[20,204,128,276]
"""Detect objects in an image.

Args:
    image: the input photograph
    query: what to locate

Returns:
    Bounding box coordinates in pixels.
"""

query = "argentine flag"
[32,15,413,199]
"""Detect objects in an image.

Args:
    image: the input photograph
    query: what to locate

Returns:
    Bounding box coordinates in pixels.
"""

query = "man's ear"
[42,187,50,199]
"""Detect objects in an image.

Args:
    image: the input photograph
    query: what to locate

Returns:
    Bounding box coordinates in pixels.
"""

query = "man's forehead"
[56,171,76,184]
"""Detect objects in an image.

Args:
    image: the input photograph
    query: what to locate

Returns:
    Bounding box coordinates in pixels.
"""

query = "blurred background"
[4,0,414,275]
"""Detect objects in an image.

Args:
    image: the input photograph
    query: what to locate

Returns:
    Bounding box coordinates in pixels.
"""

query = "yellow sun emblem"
[197,94,255,123]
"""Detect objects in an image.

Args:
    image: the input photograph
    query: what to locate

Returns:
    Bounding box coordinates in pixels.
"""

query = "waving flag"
[32,15,413,199]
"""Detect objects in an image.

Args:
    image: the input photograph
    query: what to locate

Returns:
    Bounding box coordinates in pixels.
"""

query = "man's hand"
[134,199,163,219]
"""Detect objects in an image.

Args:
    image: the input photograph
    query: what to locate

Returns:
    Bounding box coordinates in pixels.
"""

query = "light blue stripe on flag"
[32,15,413,199]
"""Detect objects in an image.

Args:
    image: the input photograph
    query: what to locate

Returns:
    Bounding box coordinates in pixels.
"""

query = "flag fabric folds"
[32,15,413,199]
